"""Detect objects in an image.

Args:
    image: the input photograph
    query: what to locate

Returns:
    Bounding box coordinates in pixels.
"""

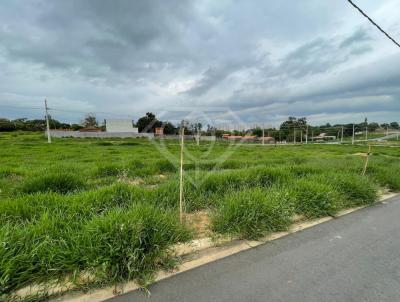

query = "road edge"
[44,192,399,302]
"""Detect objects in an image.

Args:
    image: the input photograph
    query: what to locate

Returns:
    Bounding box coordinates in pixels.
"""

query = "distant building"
[106,119,138,133]
[155,127,164,136]
[313,133,336,141]
[79,126,101,132]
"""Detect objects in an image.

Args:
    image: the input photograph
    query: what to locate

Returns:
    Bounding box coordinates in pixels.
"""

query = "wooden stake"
[362,144,371,176]
[179,122,185,223]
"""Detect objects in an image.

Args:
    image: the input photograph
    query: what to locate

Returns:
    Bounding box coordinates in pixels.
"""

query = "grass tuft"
[211,187,294,239]
[290,177,342,218]
[20,172,85,194]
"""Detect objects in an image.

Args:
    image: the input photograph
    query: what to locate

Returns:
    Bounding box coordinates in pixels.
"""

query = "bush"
[20,172,85,194]
[211,187,294,239]
[290,177,342,218]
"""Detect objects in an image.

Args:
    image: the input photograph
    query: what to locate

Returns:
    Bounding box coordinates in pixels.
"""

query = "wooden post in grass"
[44,99,51,144]
[362,144,372,176]
[179,121,185,223]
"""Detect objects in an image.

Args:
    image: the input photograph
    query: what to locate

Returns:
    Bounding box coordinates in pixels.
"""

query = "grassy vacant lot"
[0,132,399,300]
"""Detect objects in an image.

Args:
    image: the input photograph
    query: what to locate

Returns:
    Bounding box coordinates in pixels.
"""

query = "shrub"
[211,187,294,239]
[290,177,342,218]
[20,172,85,194]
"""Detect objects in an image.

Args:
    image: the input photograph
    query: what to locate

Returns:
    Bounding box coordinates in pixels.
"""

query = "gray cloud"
[0,0,399,125]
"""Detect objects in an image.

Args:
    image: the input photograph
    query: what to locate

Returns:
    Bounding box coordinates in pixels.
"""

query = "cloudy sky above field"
[0,0,399,126]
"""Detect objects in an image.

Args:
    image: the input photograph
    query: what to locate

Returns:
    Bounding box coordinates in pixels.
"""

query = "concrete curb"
[17,193,399,302]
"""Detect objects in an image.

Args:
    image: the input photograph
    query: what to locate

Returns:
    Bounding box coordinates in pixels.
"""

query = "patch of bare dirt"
[353,152,368,157]
[185,211,211,238]
[118,178,143,186]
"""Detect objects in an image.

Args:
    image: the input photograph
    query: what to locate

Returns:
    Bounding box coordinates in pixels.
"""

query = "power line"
[347,0,400,48]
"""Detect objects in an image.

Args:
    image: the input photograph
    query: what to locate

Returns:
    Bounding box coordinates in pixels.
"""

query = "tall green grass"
[289,177,343,218]
[211,187,293,239]
[19,172,85,194]
[0,204,191,296]
[1,133,399,298]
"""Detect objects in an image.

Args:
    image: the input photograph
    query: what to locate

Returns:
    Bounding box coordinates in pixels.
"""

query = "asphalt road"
[108,196,400,302]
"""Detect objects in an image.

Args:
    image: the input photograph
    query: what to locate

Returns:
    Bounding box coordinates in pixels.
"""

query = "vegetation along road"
[0,133,399,300]
[109,195,400,302]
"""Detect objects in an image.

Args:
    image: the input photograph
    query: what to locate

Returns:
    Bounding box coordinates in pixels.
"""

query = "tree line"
[1,114,399,139]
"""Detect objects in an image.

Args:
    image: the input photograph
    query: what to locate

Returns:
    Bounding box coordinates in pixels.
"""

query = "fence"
[48,130,154,139]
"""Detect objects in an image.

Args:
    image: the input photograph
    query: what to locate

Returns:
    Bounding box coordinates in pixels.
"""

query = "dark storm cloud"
[0,0,200,79]
[0,0,399,124]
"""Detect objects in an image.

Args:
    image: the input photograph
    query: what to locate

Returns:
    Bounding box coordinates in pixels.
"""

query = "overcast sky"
[0,0,399,126]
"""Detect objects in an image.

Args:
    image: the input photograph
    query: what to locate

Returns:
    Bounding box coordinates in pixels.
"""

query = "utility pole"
[386,125,389,137]
[311,130,314,142]
[365,125,368,141]
[341,126,344,143]
[44,99,51,144]
[196,122,200,146]
[262,124,265,145]
[352,124,355,145]
[306,125,309,144]
[179,121,185,224]
[293,128,296,144]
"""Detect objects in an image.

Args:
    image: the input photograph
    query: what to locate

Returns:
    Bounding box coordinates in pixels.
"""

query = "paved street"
[109,196,400,302]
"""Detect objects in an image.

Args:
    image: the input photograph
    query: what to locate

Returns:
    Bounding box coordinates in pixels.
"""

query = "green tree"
[137,112,161,133]
[163,122,177,135]
[82,114,98,128]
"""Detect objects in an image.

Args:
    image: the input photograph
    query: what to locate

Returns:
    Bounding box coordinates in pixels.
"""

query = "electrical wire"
[347,0,400,48]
